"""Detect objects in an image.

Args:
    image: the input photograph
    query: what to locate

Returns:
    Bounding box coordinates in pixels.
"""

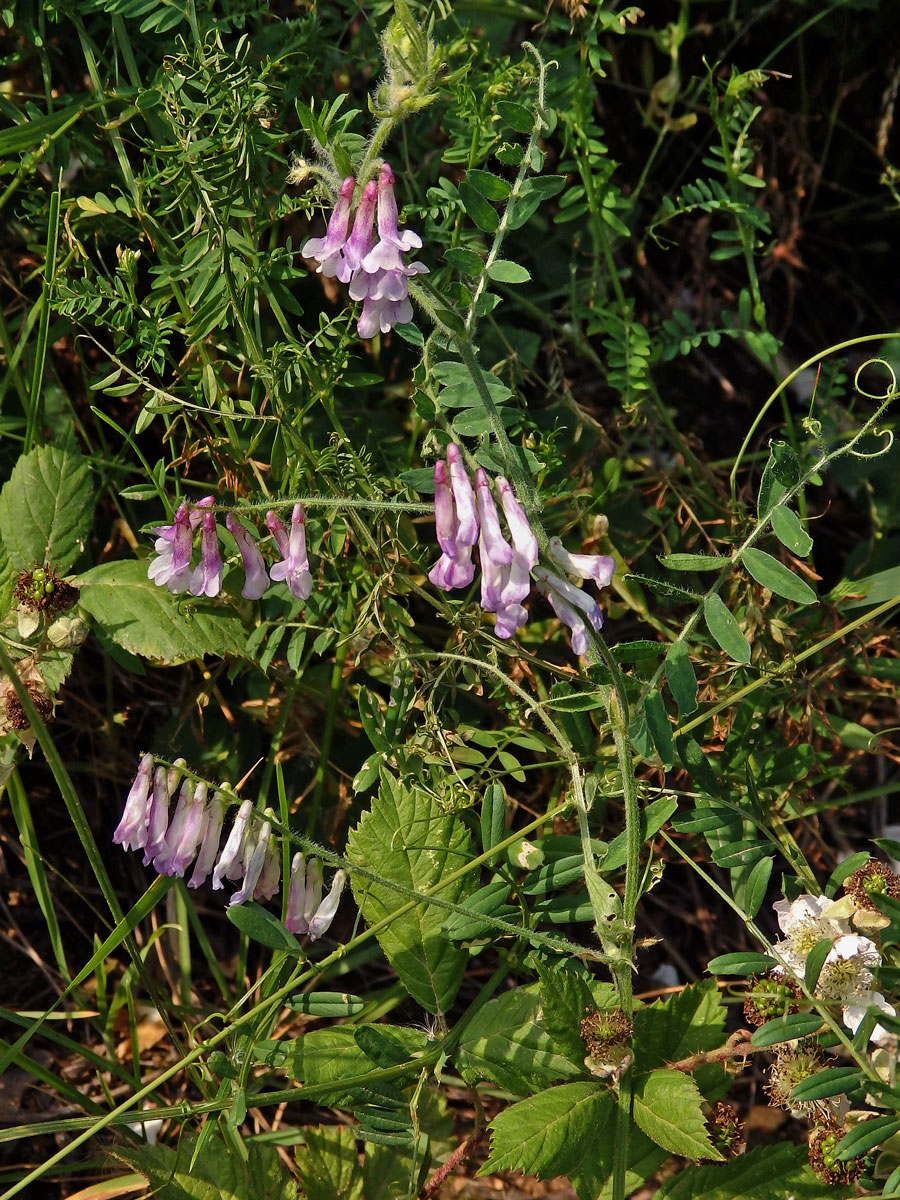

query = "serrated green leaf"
[743,549,817,604]
[486,259,531,284]
[653,1143,823,1200]
[0,439,94,572]
[454,983,584,1096]
[633,1070,722,1161]
[480,1082,614,1179]
[633,979,726,1074]
[704,594,752,663]
[346,773,474,1013]
[77,560,248,665]
[665,640,697,715]
[770,505,813,557]
[538,962,595,1066]
[296,1125,364,1200]
[117,1134,297,1200]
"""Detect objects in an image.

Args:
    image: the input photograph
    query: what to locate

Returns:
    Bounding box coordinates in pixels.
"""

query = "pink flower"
[188,790,226,888]
[212,799,254,890]
[362,163,423,274]
[547,536,615,590]
[228,815,273,906]
[147,503,194,593]
[225,514,269,600]
[142,760,184,865]
[189,510,223,598]
[266,504,312,600]
[535,567,603,656]
[340,179,377,283]
[476,469,513,613]
[113,753,154,851]
[301,177,355,278]
[154,779,207,876]
[428,452,478,592]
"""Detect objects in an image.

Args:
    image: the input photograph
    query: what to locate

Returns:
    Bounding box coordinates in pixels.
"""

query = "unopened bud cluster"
[114,755,346,940]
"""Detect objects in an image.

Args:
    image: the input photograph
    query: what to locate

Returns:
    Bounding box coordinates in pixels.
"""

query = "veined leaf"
[346,773,474,1013]
[77,560,247,664]
[0,438,94,572]
[653,1143,823,1199]
[770,504,813,557]
[480,1082,615,1179]
[665,640,697,715]
[704,594,751,664]
[750,1012,824,1047]
[707,952,776,975]
[633,1070,722,1161]
[743,549,817,605]
[296,1125,364,1200]
[486,259,531,284]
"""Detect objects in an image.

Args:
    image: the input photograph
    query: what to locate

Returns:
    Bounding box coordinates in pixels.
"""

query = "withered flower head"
[808,1122,867,1186]
[707,1101,744,1158]
[14,565,78,618]
[764,1042,825,1115]
[580,1007,632,1063]
[845,861,900,911]
[5,680,53,731]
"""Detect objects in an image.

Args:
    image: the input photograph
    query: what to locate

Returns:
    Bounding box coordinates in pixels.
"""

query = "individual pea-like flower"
[113,753,155,852]
[534,567,604,656]
[363,163,423,274]
[225,514,269,600]
[284,853,346,940]
[475,467,514,613]
[142,760,184,866]
[301,176,355,278]
[147,503,194,593]
[267,504,312,600]
[212,798,254,890]
[189,510,223,598]
[154,780,208,877]
[843,990,897,1048]
[229,813,273,906]
[428,451,478,591]
[547,536,615,591]
[340,179,377,282]
[188,790,227,888]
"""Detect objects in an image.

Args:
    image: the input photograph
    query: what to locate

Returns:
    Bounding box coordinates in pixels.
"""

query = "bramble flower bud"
[225,514,269,600]
[267,504,312,600]
[113,753,155,852]
[47,615,88,649]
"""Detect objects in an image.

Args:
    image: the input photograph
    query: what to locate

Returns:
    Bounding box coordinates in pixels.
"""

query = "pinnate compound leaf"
[77,560,247,664]
[704,594,751,664]
[480,1082,615,1179]
[742,548,817,604]
[653,1143,823,1200]
[632,1070,723,1161]
[346,773,475,1013]
[296,1125,363,1200]
[0,438,94,572]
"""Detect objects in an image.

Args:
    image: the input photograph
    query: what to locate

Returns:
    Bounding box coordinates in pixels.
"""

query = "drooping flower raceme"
[425,444,614,653]
[114,757,351,940]
[301,164,427,339]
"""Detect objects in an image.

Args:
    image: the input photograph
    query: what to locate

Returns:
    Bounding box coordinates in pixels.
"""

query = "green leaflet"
[633,979,726,1074]
[77,559,247,664]
[632,1070,722,1161]
[0,438,94,573]
[479,1082,615,1179]
[742,548,817,605]
[704,594,751,664]
[346,773,475,1013]
[770,504,813,557]
[653,1143,823,1199]
[665,640,698,715]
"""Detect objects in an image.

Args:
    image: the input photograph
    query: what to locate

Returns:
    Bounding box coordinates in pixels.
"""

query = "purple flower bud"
[547,537,615,590]
[188,790,226,888]
[301,177,355,278]
[447,444,478,546]
[493,602,529,639]
[113,753,154,851]
[284,852,308,934]
[225,514,269,600]
[339,179,377,282]
[253,838,281,902]
[154,780,207,877]
[267,505,312,600]
[308,869,347,941]
[228,815,272,906]
[212,798,254,890]
[148,503,194,593]
[189,510,223,598]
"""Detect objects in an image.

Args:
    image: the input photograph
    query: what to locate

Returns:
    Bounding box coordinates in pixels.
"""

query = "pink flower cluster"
[147,501,311,602]
[114,754,346,938]
[428,444,616,655]
[301,163,428,339]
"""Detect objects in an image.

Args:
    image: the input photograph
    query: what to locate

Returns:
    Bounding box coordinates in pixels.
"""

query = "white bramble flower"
[843,991,897,1047]
[815,934,880,1001]
[771,893,852,973]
